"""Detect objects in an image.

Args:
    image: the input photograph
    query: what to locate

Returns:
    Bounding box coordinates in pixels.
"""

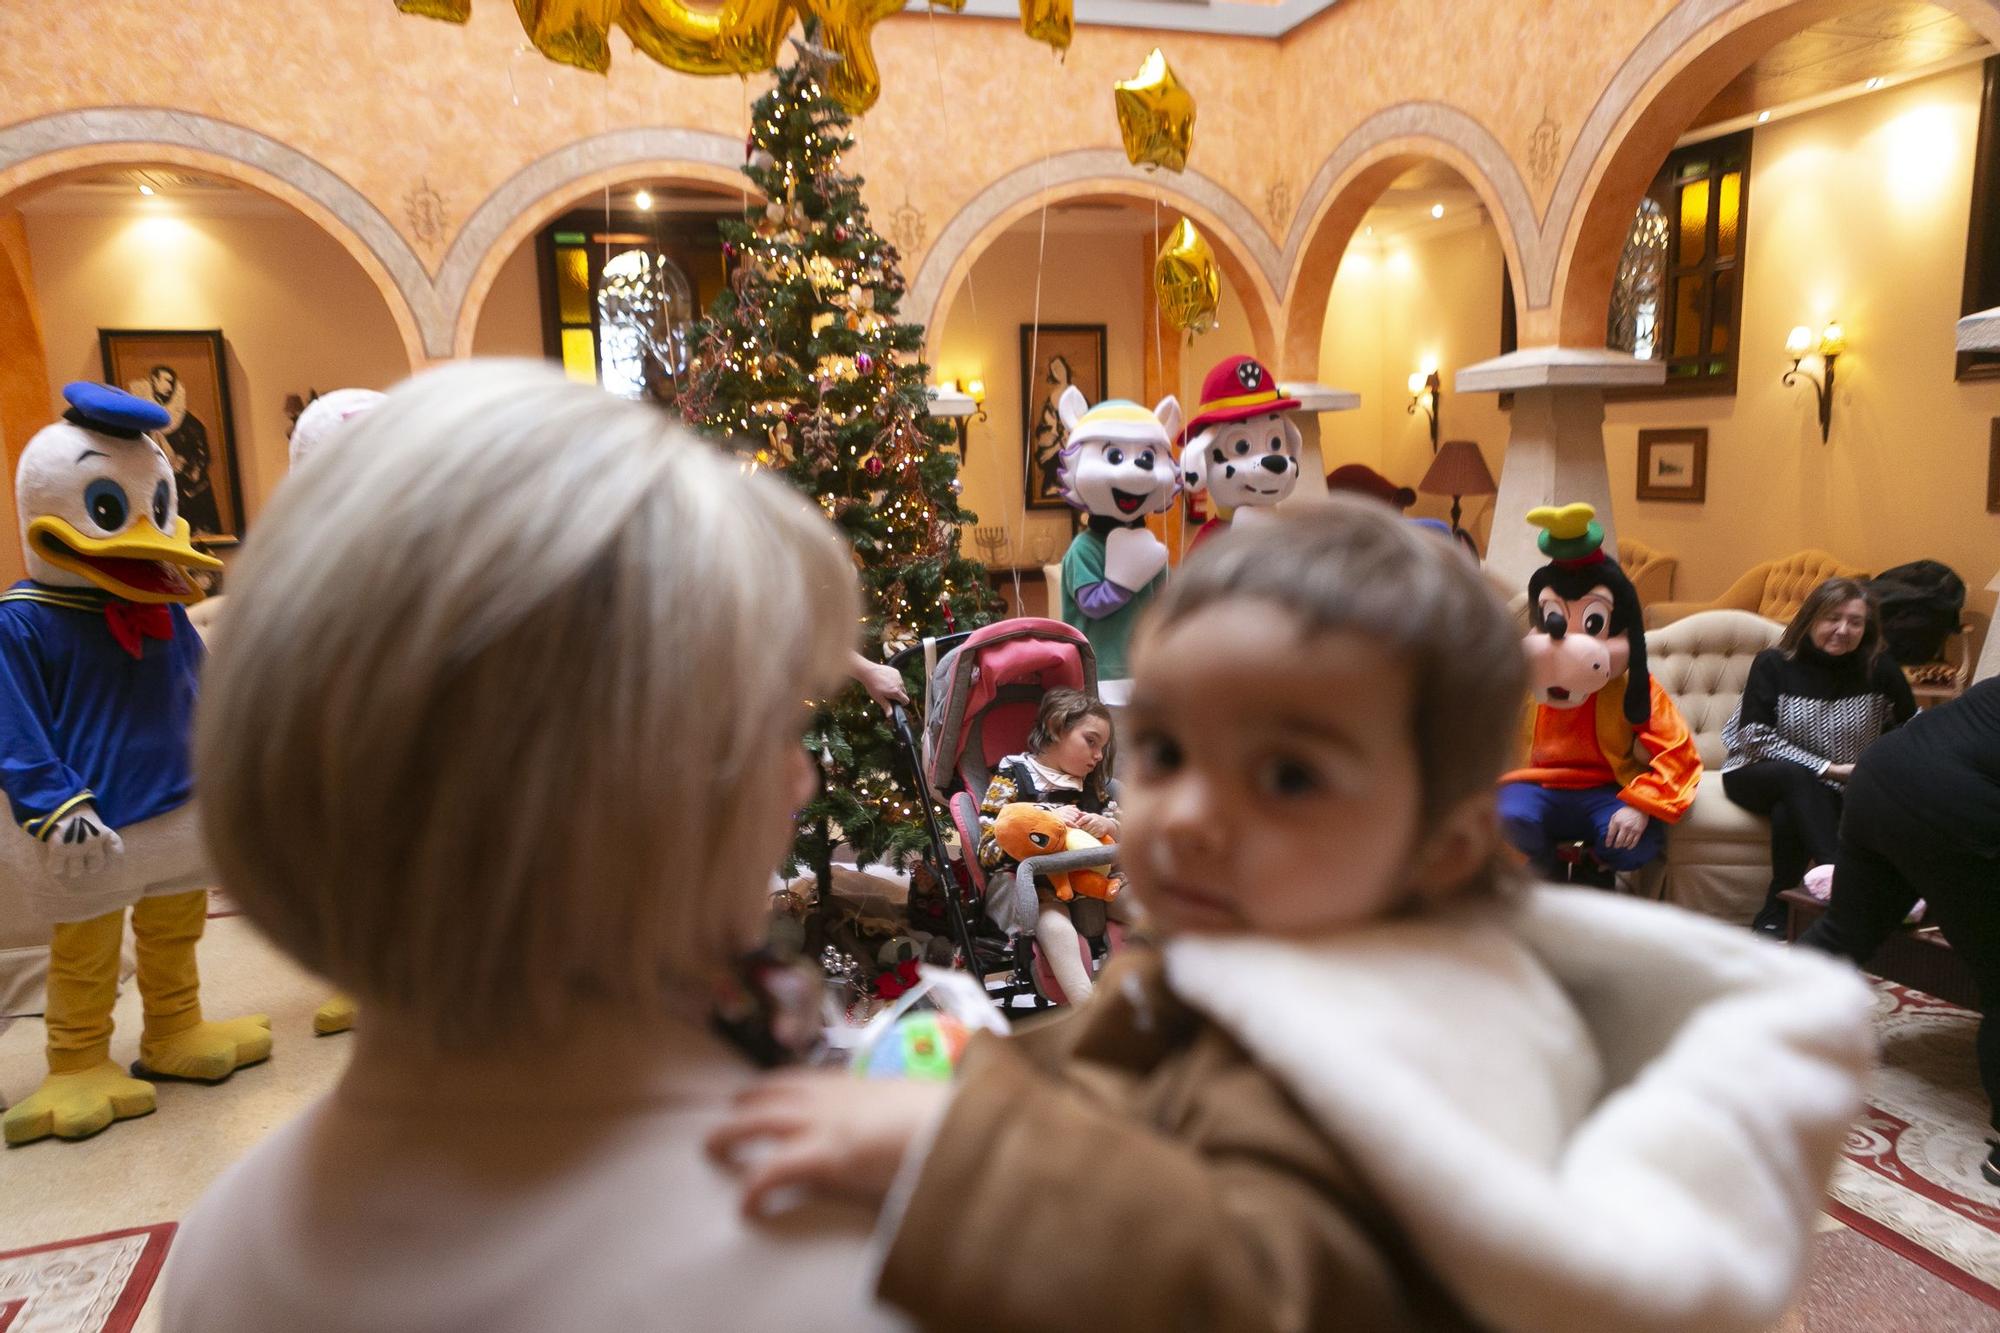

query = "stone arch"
[1278,105,1538,376]
[441,127,752,358]
[1546,0,2000,346]
[907,150,1283,365]
[0,110,433,368]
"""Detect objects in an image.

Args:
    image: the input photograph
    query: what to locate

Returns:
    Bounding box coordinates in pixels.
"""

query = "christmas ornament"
[1156,217,1221,337]
[865,455,885,477]
[1114,48,1195,173]
[856,351,874,374]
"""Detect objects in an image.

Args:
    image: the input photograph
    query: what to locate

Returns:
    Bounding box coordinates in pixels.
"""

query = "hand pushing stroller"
[886,618,1121,1009]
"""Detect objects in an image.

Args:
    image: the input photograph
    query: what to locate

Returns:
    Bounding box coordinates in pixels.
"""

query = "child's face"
[1121,602,1437,936]
[1043,714,1110,780]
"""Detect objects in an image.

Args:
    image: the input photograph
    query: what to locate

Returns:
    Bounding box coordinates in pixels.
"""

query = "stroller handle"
[883,631,974,674]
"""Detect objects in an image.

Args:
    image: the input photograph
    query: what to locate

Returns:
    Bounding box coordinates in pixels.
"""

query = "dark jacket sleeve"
[1876,653,1918,728]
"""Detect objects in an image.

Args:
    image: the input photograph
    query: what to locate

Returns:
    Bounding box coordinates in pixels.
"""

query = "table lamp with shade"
[1418,439,1498,547]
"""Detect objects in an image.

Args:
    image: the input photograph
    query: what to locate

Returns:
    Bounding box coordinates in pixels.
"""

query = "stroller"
[886,618,1121,1009]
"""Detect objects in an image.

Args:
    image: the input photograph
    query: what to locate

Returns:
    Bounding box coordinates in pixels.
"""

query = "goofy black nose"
[1259,455,1289,475]
[1545,611,1569,640]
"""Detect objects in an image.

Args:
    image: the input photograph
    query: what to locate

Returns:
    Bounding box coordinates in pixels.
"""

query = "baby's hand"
[705,1070,951,1218]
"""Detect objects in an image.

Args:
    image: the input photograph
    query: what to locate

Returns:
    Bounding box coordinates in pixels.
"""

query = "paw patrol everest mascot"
[1497,503,1700,886]
[0,384,269,1146]
[1055,389,1182,701]
[1177,355,1305,552]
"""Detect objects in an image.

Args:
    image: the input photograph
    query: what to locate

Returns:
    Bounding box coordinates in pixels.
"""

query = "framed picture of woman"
[99,328,245,544]
[1020,324,1107,510]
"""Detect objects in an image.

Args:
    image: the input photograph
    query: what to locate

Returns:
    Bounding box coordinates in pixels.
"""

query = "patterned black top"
[1722,643,1917,785]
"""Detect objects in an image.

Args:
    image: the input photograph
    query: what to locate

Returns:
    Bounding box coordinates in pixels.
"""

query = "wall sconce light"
[1406,367,1441,453]
[958,376,988,423]
[1782,321,1843,443]
[929,377,985,454]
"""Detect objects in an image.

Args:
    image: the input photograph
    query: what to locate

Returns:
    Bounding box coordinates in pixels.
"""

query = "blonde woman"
[164,362,908,1332]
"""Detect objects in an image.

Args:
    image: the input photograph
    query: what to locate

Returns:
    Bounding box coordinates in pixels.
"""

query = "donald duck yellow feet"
[5,908,153,1146]
[2,1062,156,1145]
[135,1015,273,1082]
[128,890,271,1082]
[314,994,357,1036]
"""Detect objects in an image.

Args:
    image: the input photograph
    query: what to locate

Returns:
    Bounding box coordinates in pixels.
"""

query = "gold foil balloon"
[513,0,621,73]
[619,0,792,78]
[395,0,472,19]
[1018,0,1072,55]
[1115,48,1194,173]
[1156,218,1220,337]
[800,0,908,112]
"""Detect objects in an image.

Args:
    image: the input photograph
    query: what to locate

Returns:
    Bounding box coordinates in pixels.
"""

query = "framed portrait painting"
[1636,427,1707,503]
[99,328,245,544]
[1020,323,1107,510]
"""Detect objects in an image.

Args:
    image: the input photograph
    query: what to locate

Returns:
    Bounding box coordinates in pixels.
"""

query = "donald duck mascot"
[1,383,269,1146]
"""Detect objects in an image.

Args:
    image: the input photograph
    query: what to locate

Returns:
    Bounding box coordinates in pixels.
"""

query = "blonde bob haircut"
[197,361,860,1049]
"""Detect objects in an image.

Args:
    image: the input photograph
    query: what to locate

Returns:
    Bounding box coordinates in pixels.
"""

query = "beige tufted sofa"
[1648,550,1867,629]
[1626,609,1784,922]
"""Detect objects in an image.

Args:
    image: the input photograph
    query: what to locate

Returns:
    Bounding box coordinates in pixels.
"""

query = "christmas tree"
[681,37,999,870]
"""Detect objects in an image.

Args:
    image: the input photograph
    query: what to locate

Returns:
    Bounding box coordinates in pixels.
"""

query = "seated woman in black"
[1721,577,1915,934]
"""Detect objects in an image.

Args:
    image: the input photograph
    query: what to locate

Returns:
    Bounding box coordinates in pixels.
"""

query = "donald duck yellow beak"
[27,514,222,606]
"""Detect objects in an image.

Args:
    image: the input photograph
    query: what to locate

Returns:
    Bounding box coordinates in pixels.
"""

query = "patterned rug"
[0,1224,173,1333]
[1828,982,2000,1309]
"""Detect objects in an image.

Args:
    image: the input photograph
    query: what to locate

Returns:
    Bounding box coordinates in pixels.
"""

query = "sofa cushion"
[1645,610,1784,769]
[1667,773,1772,858]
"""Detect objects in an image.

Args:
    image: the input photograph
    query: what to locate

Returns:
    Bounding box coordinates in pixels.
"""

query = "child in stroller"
[976,688,1128,1003]
[889,617,1124,1007]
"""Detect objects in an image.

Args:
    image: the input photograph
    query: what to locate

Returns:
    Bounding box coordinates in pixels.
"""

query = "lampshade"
[1407,371,1427,396]
[1785,325,1815,359]
[1418,439,1497,497]
[1818,321,1845,357]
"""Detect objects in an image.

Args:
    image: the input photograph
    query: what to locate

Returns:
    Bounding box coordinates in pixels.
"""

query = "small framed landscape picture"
[1636,427,1707,504]
[1020,323,1107,511]
[1989,420,2000,514]
[98,328,245,544]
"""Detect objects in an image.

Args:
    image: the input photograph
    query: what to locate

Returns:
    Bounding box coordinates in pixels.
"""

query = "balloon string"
[1017,148,1059,619]
[923,6,978,334]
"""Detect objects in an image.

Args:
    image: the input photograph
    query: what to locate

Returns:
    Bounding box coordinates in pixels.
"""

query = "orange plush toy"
[990,804,1120,902]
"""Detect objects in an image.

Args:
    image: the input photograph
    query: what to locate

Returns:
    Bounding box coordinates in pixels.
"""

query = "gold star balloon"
[800,0,909,112]
[1156,218,1220,338]
[511,0,622,72]
[1115,48,1195,173]
[1018,0,1072,55]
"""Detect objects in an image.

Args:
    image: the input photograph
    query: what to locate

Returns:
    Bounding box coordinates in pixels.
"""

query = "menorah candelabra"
[972,526,1011,569]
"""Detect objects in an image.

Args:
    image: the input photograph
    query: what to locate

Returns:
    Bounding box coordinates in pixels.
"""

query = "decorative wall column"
[1455,347,1662,589]
[1278,381,1361,509]
[1958,307,2000,684]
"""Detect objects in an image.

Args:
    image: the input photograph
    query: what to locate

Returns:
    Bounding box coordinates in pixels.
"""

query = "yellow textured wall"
[471,239,545,359]
[23,198,410,517]
[1605,64,2000,618]
[1318,219,1510,540]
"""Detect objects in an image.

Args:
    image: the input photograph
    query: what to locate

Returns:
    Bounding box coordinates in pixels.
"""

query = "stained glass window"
[535,210,722,407]
[1607,130,1751,395]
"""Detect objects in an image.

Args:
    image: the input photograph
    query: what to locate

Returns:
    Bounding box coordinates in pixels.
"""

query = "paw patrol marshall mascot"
[1497,504,1701,886]
[1055,388,1182,700]
[1178,355,1305,552]
[1,384,269,1146]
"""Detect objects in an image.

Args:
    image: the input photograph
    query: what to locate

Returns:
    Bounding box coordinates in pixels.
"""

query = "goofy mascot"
[1498,504,1700,886]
